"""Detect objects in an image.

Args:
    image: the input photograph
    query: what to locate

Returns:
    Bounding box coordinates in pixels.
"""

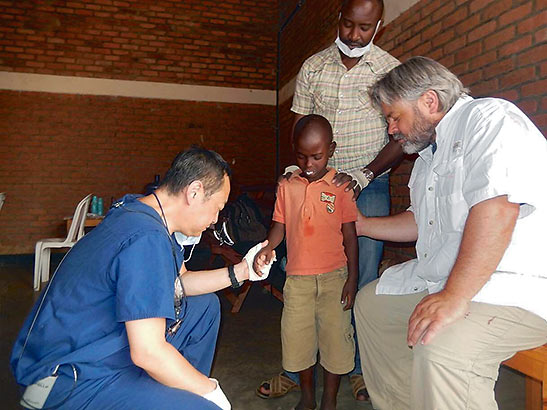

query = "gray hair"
[369,56,469,113]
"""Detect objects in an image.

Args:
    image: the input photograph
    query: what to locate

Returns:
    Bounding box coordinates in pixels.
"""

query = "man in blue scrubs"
[11,147,261,409]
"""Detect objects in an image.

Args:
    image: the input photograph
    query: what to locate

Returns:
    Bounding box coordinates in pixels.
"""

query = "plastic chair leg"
[41,247,51,284]
[33,241,43,291]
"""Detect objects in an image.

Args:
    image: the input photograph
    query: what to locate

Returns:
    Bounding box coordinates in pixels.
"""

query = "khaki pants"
[355,279,547,410]
[282,267,355,375]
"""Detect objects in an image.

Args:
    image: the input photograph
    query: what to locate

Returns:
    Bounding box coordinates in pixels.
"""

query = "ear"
[420,90,440,115]
[186,180,204,203]
[328,140,336,157]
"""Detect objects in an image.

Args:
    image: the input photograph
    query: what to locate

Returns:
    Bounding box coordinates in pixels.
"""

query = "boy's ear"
[328,140,336,157]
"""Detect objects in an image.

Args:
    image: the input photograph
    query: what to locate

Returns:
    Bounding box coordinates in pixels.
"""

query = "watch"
[228,265,243,289]
[361,167,374,183]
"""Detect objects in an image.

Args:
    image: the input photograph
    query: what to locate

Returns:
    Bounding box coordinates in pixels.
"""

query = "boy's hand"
[340,277,357,311]
[252,245,276,277]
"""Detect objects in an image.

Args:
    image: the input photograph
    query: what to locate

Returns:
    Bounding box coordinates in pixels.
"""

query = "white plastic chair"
[33,194,93,291]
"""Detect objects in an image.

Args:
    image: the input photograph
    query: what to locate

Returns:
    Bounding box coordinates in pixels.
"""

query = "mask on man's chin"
[174,232,202,247]
[335,19,382,58]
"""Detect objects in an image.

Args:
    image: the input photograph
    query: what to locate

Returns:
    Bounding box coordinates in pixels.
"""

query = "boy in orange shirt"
[254,114,359,410]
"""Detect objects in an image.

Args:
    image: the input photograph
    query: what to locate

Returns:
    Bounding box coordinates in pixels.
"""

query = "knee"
[354,280,378,324]
[187,293,220,324]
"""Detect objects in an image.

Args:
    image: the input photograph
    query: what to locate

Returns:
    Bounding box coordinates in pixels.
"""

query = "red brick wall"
[0,0,277,255]
[278,0,546,264]
[0,0,276,88]
[0,91,275,254]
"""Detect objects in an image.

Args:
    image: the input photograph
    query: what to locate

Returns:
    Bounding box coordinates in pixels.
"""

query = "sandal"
[255,372,300,399]
[349,374,370,401]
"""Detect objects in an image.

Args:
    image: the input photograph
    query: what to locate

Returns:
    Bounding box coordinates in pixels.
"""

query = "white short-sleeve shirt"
[377,96,547,321]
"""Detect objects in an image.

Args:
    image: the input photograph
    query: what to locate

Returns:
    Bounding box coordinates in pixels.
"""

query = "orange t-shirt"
[273,168,358,276]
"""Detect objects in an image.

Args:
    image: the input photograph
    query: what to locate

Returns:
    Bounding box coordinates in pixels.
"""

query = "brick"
[481,0,512,21]
[483,57,515,79]
[518,10,547,34]
[455,42,482,61]
[483,26,515,51]
[521,79,547,97]
[498,34,532,58]
[516,98,538,115]
[534,27,547,44]
[432,28,455,49]
[469,0,497,14]
[468,50,497,70]
[499,66,535,89]
[443,35,466,55]
[471,78,498,96]
[499,3,533,27]
[455,14,480,36]
[467,20,497,43]
[518,44,547,66]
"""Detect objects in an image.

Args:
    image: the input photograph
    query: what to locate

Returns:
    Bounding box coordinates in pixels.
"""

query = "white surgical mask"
[174,232,202,246]
[335,19,382,58]
[174,232,202,262]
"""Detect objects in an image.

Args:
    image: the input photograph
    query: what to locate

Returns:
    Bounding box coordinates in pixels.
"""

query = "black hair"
[293,114,333,144]
[341,0,384,17]
[160,145,231,198]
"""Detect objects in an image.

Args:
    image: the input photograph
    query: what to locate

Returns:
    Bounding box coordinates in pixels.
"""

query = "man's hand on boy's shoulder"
[332,172,361,201]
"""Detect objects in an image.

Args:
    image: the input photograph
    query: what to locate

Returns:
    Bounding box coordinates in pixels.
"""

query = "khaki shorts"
[281,266,354,375]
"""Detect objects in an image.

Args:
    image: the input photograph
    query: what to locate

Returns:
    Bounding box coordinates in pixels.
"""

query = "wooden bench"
[502,344,547,410]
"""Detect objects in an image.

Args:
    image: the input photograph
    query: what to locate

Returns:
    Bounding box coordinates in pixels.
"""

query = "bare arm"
[341,221,358,310]
[407,195,520,346]
[364,137,404,178]
[126,318,215,395]
[254,221,285,273]
[180,260,249,296]
[356,210,418,242]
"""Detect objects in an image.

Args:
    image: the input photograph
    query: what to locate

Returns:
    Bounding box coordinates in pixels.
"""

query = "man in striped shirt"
[257,0,403,404]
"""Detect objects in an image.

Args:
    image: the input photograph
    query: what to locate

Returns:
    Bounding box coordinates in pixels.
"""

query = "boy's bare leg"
[295,365,316,410]
[320,367,340,410]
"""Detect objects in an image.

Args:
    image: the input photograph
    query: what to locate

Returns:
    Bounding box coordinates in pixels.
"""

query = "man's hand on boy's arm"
[252,221,285,275]
[341,221,359,310]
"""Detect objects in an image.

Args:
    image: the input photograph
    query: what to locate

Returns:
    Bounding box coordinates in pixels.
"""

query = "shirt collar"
[114,194,163,223]
[327,42,380,69]
[435,95,474,142]
[290,167,337,186]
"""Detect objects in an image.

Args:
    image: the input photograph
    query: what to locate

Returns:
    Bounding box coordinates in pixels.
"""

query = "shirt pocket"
[433,157,468,232]
[357,89,385,119]
[432,156,463,197]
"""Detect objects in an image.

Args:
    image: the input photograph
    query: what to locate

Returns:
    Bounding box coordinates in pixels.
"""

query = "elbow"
[130,345,159,370]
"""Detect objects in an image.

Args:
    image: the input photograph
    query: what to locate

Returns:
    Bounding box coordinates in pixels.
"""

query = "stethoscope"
[115,194,188,336]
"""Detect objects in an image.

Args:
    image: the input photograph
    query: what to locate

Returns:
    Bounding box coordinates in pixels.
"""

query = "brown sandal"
[255,372,300,399]
[349,374,370,401]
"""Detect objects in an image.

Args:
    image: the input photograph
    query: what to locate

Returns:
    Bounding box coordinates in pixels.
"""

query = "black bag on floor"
[213,193,268,254]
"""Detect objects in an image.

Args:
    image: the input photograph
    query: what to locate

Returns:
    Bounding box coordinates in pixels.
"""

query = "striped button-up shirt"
[291,43,400,173]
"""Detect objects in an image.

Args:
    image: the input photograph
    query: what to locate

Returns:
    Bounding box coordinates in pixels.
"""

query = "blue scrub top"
[11,195,185,385]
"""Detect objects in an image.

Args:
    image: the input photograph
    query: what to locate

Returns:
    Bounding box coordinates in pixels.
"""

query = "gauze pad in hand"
[244,242,276,281]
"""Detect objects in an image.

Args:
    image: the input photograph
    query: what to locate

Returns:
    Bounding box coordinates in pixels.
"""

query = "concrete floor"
[1,255,526,410]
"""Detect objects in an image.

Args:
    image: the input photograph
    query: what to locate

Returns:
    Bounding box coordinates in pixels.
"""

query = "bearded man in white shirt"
[354,56,547,410]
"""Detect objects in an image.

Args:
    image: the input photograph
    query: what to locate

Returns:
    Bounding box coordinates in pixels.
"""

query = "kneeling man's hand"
[407,290,469,346]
